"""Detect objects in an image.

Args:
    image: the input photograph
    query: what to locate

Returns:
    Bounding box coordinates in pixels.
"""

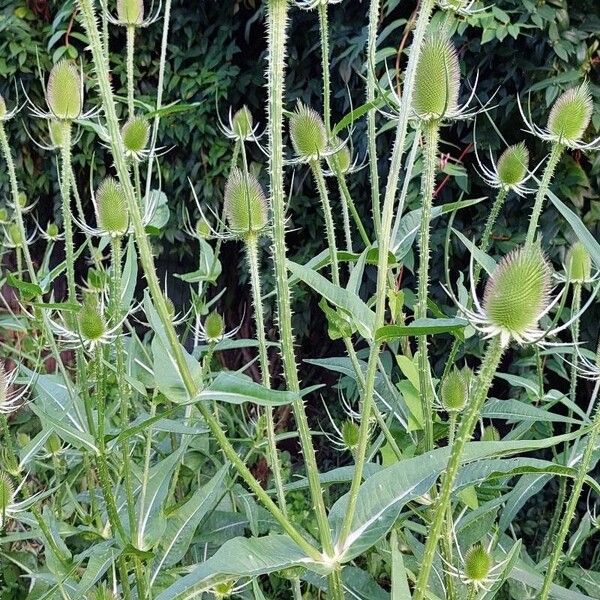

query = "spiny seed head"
[46,433,62,455]
[121,116,149,155]
[441,366,471,412]
[7,223,22,246]
[566,241,592,283]
[47,60,82,120]
[232,106,253,139]
[96,177,128,235]
[48,120,64,147]
[165,297,176,319]
[0,208,8,224]
[78,299,106,342]
[18,192,28,209]
[117,0,144,25]
[289,103,327,160]
[328,136,352,174]
[47,222,60,238]
[464,544,492,582]
[412,35,460,121]
[213,580,235,596]
[483,245,551,338]
[497,142,529,187]
[0,95,6,119]
[204,311,225,341]
[342,420,360,449]
[547,83,593,143]
[482,425,501,442]
[224,168,268,236]
[0,473,15,512]
[196,218,211,238]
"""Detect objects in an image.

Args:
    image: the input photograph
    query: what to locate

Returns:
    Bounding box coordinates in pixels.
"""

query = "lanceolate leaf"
[375,317,468,342]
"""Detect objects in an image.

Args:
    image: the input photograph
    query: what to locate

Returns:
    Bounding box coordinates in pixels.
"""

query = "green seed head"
[196,217,211,238]
[165,297,176,319]
[483,245,551,340]
[289,103,327,160]
[232,106,254,140]
[46,433,62,455]
[566,241,592,283]
[46,222,60,239]
[441,366,471,412]
[412,35,460,121]
[547,83,592,144]
[7,223,23,246]
[0,208,8,224]
[224,168,268,236]
[78,299,106,342]
[117,0,144,25]
[212,580,235,597]
[0,473,15,512]
[48,120,64,147]
[328,136,352,174]
[496,142,529,187]
[47,60,82,120]
[482,425,501,442]
[204,311,225,342]
[121,116,150,155]
[0,95,6,120]
[464,544,492,582]
[18,192,28,209]
[342,420,360,449]
[96,177,128,235]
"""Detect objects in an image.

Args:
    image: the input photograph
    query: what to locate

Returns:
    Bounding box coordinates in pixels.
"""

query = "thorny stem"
[337,0,436,552]
[59,121,76,302]
[539,378,600,600]
[334,166,370,247]
[77,0,320,563]
[126,25,136,118]
[525,142,563,247]
[318,2,331,136]
[417,121,441,453]
[413,336,504,599]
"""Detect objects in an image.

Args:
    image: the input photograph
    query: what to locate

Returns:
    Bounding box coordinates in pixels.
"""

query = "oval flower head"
[117,0,144,25]
[193,310,242,345]
[439,366,472,413]
[224,168,269,239]
[95,177,129,237]
[289,102,328,163]
[475,142,535,197]
[557,241,599,286]
[121,116,150,160]
[46,61,83,121]
[519,83,599,150]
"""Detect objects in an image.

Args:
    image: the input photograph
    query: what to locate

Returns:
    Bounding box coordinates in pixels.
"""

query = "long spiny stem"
[59,121,76,302]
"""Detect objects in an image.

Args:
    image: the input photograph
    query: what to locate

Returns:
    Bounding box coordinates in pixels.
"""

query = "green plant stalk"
[525,143,563,247]
[366,0,381,237]
[334,166,370,247]
[539,379,600,600]
[337,0,436,552]
[540,282,581,560]
[413,336,504,599]
[246,235,288,516]
[77,0,320,562]
[59,121,76,302]
[318,2,331,136]
[265,1,340,583]
[417,121,440,453]
[125,24,143,203]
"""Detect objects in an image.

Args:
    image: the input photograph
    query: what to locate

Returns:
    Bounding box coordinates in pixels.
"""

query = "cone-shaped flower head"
[566,241,592,283]
[121,116,149,157]
[117,0,144,25]
[441,366,471,412]
[482,245,551,345]
[0,95,6,120]
[195,217,211,239]
[7,223,23,247]
[547,84,593,145]
[0,473,14,513]
[0,208,8,225]
[464,544,492,583]
[232,106,253,140]
[47,61,82,120]
[412,35,460,122]
[224,168,268,237]
[289,103,327,161]
[46,223,60,239]
[341,420,360,449]
[78,298,106,342]
[496,142,529,188]
[203,311,225,343]
[328,136,352,174]
[95,177,128,236]
[482,425,500,442]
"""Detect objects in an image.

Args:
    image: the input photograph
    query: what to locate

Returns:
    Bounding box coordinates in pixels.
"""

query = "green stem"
[335,168,370,247]
[539,378,600,600]
[416,121,440,453]
[525,143,563,248]
[246,236,288,515]
[413,336,504,599]
[337,0,436,552]
[318,2,331,136]
[77,0,320,561]
[366,0,381,237]
[126,25,136,118]
[59,122,76,302]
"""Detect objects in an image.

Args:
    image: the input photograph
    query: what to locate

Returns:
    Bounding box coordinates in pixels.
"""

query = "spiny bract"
[441,366,471,412]
[96,177,128,235]
[47,61,82,120]
[464,544,492,582]
[117,0,144,25]
[289,103,327,160]
[412,35,460,121]
[483,245,551,340]
[121,116,150,155]
[566,241,592,283]
[224,168,268,236]
[547,83,593,144]
[496,142,529,187]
